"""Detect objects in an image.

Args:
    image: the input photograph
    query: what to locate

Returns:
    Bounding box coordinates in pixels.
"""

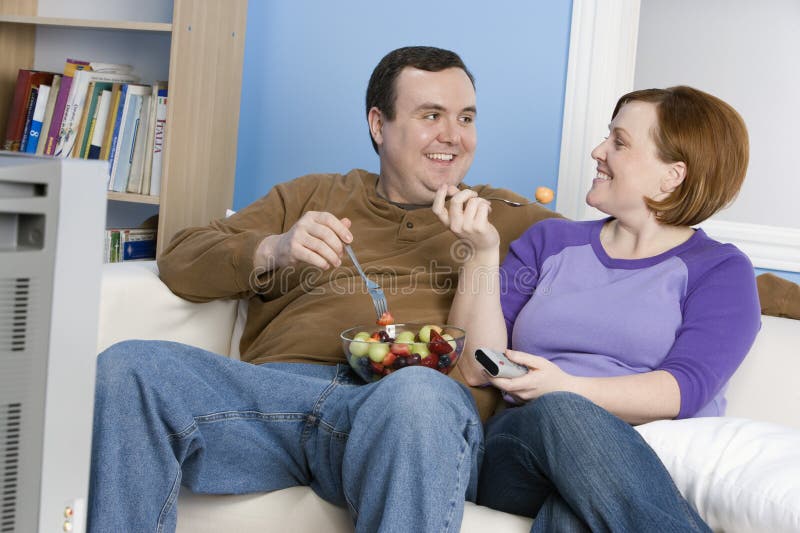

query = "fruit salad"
[341,323,466,382]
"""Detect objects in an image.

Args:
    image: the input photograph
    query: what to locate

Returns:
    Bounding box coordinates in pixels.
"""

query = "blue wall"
[233,0,573,209]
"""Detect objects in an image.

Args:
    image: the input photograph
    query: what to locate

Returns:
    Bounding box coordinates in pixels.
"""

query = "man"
[89,46,554,532]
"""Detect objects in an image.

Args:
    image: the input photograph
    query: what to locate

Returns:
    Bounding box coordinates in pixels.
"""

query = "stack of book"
[2,58,169,197]
[104,228,157,263]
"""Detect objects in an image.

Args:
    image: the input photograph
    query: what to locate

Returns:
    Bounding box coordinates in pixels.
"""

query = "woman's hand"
[432,184,500,254]
[490,349,576,402]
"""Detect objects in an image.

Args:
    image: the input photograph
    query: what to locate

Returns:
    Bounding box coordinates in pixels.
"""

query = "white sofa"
[97,261,800,532]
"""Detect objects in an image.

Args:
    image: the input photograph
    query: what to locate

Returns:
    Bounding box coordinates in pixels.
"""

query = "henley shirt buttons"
[406,222,414,229]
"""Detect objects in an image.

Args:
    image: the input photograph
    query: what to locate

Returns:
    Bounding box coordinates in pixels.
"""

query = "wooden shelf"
[1,1,246,256]
[0,15,172,33]
[107,191,160,205]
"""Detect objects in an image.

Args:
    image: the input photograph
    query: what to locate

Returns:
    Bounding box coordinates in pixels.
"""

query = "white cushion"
[725,315,800,429]
[228,299,247,360]
[177,487,534,532]
[97,261,237,356]
[636,417,800,533]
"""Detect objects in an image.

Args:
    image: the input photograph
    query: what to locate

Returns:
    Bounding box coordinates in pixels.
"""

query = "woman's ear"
[368,107,384,148]
[662,161,687,193]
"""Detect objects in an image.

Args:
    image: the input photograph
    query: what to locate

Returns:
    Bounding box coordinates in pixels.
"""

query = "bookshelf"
[0,0,247,255]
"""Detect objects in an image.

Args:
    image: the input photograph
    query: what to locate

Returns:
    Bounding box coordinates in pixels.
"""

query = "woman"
[433,86,760,531]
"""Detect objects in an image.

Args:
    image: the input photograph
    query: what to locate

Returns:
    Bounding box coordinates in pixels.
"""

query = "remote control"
[474,348,528,378]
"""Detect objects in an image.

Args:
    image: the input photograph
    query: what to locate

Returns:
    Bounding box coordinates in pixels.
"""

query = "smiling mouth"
[596,171,612,180]
[426,153,455,161]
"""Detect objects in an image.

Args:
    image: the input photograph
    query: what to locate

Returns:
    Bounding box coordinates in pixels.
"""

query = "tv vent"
[1,402,21,533]
[0,278,29,353]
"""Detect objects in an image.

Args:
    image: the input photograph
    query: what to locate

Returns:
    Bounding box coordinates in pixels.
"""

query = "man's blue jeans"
[88,340,483,533]
[477,392,710,532]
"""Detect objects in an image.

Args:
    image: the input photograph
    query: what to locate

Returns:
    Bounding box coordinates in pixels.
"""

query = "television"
[0,153,106,533]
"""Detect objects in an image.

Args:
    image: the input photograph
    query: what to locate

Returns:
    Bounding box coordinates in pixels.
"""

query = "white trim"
[699,220,800,273]
[556,0,799,274]
[556,0,641,221]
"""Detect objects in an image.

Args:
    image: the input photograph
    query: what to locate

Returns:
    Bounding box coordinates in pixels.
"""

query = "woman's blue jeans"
[88,340,483,533]
[478,392,711,533]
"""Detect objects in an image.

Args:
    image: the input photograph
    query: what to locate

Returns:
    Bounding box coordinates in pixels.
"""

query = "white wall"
[635,0,800,230]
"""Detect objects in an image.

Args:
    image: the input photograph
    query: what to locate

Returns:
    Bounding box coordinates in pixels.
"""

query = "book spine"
[111,230,121,263]
[120,230,157,261]
[3,69,35,151]
[24,85,51,154]
[107,84,130,188]
[88,90,112,160]
[127,92,152,194]
[19,87,39,152]
[71,80,95,158]
[44,75,73,156]
[112,96,142,191]
[36,75,61,155]
[100,84,122,160]
[149,89,168,196]
[79,82,112,158]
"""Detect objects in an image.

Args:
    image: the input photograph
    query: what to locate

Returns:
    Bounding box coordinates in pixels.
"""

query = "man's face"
[370,67,477,204]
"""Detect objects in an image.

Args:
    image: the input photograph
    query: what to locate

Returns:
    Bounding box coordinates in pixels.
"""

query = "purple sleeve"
[658,247,761,418]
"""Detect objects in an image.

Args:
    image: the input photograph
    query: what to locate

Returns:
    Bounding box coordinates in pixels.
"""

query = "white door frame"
[555,0,800,272]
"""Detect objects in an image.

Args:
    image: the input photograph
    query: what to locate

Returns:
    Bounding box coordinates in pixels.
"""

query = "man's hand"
[255,212,353,271]
[489,350,576,403]
[432,184,500,254]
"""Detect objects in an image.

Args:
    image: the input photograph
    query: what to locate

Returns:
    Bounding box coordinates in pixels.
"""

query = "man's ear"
[368,107,384,147]
[662,161,687,193]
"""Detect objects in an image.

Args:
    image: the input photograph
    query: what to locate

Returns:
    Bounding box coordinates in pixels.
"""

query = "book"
[106,84,130,187]
[3,70,55,151]
[54,63,137,158]
[44,59,91,156]
[109,84,149,191]
[18,87,38,152]
[77,81,113,158]
[120,229,157,261]
[149,87,168,196]
[3,69,35,150]
[36,75,61,155]
[24,84,51,154]
[105,229,121,263]
[99,84,122,160]
[87,90,112,160]
[126,91,153,194]
[140,82,165,195]
[71,80,95,157]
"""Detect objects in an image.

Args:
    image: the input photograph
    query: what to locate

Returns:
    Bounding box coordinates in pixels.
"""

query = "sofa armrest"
[97,261,237,356]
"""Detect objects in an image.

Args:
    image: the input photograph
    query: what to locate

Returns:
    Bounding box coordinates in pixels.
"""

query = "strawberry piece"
[390,343,411,357]
[420,353,440,369]
[382,352,398,368]
[428,329,453,356]
[376,311,395,326]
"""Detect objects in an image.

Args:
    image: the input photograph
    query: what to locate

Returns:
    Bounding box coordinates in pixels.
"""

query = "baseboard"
[699,219,800,273]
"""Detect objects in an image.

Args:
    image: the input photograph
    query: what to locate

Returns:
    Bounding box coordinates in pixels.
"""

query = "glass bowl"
[341,323,466,382]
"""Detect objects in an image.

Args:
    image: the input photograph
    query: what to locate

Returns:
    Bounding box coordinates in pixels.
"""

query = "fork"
[344,244,390,321]
[484,197,543,207]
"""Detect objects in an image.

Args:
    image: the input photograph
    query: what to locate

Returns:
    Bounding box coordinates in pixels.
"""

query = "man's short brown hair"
[613,86,749,226]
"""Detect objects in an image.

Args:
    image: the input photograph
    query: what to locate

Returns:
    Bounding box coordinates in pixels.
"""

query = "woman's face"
[586,101,675,220]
